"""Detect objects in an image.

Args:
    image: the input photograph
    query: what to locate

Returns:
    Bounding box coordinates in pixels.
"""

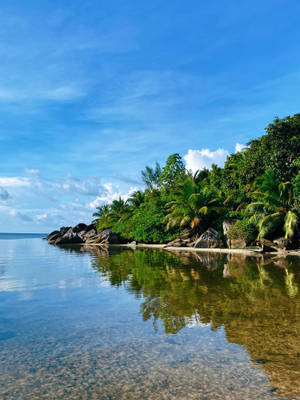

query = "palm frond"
[257,212,282,239]
[246,202,265,213]
[284,211,298,240]
[199,206,208,215]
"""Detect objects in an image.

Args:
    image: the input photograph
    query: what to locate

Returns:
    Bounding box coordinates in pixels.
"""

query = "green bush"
[112,201,180,243]
[227,220,257,243]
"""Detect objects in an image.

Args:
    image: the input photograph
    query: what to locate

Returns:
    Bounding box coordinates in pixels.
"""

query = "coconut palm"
[127,190,145,209]
[247,170,299,240]
[92,204,110,225]
[165,176,222,231]
[141,162,161,190]
[109,198,131,224]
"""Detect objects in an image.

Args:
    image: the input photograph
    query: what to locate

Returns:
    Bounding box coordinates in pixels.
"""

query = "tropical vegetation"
[92,113,300,247]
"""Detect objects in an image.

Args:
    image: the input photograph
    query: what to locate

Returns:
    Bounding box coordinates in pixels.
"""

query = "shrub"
[227,220,257,244]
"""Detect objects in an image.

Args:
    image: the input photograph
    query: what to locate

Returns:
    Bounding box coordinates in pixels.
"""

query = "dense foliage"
[92,114,300,246]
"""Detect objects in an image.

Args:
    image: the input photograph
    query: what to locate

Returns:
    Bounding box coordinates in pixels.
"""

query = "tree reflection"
[86,247,300,398]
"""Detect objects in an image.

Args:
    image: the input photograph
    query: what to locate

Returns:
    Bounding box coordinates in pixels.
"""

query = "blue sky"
[1,0,300,232]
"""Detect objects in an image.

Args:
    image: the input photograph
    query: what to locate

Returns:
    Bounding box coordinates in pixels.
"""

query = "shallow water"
[0,236,299,399]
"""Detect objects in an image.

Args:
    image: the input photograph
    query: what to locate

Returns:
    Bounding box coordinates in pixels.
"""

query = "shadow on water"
[57,244,300,399]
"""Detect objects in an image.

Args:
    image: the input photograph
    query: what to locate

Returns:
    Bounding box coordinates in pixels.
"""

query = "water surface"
[0,235,299,399]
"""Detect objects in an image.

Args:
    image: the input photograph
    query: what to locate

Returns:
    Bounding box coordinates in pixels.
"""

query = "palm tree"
[109,198,131,224]
[92,204,110,224]
[247,170,299,240]
[93,198,131,230]
[141,162,161,190]
[165,176,222,231]
[127,190,145,209]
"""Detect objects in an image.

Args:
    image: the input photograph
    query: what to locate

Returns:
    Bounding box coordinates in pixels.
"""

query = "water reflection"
[58,245,300,399]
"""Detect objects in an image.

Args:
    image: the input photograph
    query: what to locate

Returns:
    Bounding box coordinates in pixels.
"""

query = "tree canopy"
[92,114,300,246]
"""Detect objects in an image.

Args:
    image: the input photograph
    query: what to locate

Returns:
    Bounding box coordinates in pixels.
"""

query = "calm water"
[0,235,299,399]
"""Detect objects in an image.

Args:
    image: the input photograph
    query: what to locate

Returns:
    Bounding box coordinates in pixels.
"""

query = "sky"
[1,0,300,232]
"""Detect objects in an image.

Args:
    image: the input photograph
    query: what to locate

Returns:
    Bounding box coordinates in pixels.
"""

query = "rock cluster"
[166,228,223,248]
[44,224,122,246]
[45,221,293,252]
[194,228,223,248]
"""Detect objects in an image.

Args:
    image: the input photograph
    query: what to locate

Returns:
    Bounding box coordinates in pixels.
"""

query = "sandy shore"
[85,242,300,257]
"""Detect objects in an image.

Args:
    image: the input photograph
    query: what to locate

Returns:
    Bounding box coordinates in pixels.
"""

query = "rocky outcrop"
[54,227,83,245]
[194,228,223,248]
[45,224,123,246]
[223,220,234,248]
[166,229,199,247]
[257,238,287,252]
[273,237,288,250]
[84,228,121,245]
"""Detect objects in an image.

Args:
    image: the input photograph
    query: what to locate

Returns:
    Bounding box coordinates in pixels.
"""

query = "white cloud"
[0,169,141,231]
[0,177,30,187]
[184,148,229,173]
[0,204,16,215]
[235,143,247,153]
[36,213,48,221]
[24,168,40,175]
[88,184,137,209]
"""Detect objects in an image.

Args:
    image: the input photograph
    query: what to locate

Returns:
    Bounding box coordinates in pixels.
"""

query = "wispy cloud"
[0,177,30,187]
[0,169,140,230]
[0,84,85,103]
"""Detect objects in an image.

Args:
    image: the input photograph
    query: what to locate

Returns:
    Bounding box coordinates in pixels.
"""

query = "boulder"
[79,228,97,241]
[55,227,84,245]
[59,226,72,236]
[223,220,234,248]
[167,238,187,247]
[45,230,60,242]
[46,226,73,243]
[72,223,88,233]
[45,224,123,246]
[273,237,288,250]
[230,238,247,249]
[257,239,280,252]
[85,228,121,245]
[194,228,223,248]
[166,229,198,247]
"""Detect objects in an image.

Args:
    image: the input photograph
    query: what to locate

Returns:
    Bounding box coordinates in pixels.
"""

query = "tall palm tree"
[127,190,145,209]
[93,199,131,230]
[141,162,161,190]
[247,170,298,240]
[92,204,110,224]
[109,198,131,224]
[165,176,222,231]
